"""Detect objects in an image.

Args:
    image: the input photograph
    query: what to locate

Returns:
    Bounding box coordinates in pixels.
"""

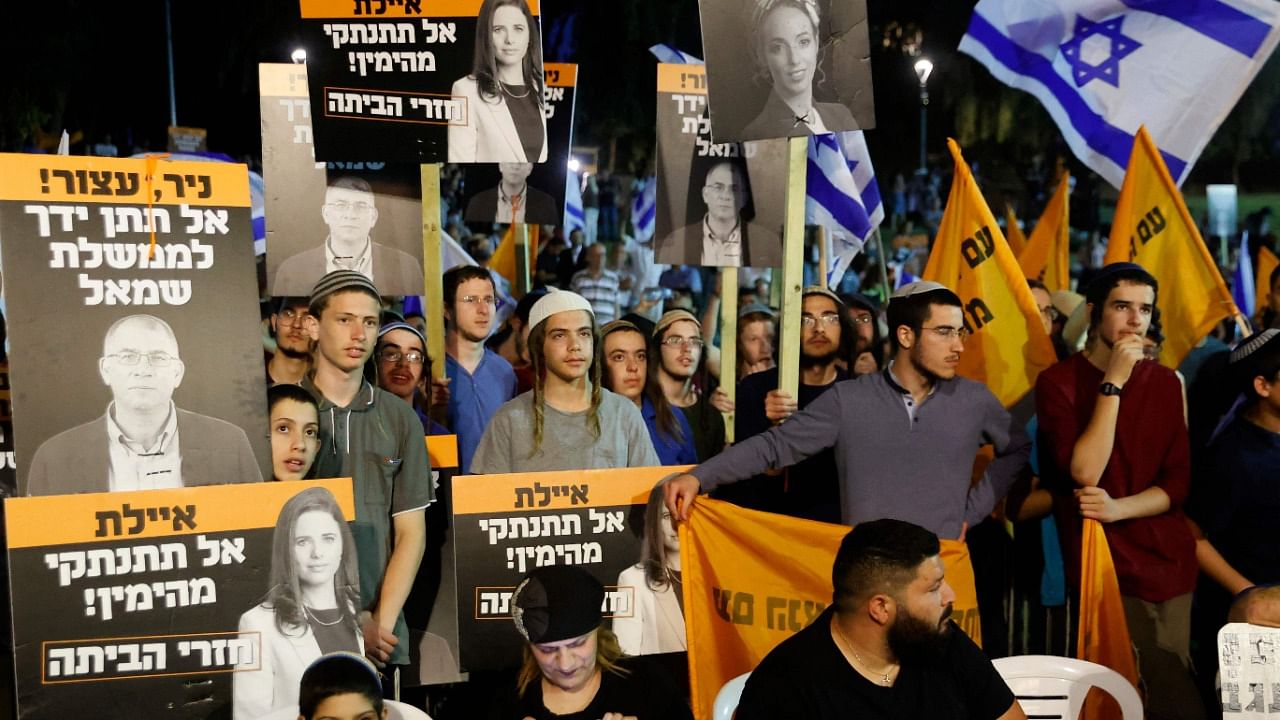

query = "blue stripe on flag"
[968,12,1189,180]
[860,182,882,217]
[638,201,656,229]
[1121,0,1272,58]
[807,161,870,238]
[567,206,584,221]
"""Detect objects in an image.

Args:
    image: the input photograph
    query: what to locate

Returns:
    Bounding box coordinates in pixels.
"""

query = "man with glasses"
[443,265,517,473]
[375,322,448,436]
[26,314,262,495]
[273,176,425,296]
[655,160,781,268]
[720,287,852,522]
[266,297,312,385]
[464,162,557,225]
[653,309,725,462]
[664,281,1031,541]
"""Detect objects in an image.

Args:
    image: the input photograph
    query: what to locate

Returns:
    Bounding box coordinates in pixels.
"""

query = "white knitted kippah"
[527,288,594,331]
[1231,328,1279,366]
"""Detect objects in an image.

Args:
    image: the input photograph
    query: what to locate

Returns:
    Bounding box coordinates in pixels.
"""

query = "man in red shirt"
[1035,263,1204,720]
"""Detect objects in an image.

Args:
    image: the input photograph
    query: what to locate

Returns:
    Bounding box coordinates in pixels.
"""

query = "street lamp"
[914,58,933,176]
[291,48,307,64]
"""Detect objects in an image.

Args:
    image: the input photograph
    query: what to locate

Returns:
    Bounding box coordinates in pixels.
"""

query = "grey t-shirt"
[470,388,660,474]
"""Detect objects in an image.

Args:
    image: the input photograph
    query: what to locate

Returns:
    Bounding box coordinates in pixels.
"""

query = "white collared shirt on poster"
[107,402,183,491]
[701,217,742,267]
[325,236,373,279]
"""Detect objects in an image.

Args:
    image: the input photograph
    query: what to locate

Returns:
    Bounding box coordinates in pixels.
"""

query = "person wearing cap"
[664,280,1031,542]
[736,519,1024,720]
[1187,329,1280,703]
[302,270,433,681]
[600,319,697,465]
[652,309,726,462]
[374,322,448,436]
[1035,262,1204,720]
[267,296,313,385]
[718,286,852,522]
[443,265,518,474]
[471,289,659,473]
[25,314,264,495]
[495,565,693,720]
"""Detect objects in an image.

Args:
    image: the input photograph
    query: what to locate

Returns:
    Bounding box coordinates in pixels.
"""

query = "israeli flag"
[649,44,703,64]
[959,0,1280,189]
[1233,232,1255,319]
[564,171,585,234]
[631,176,657,242]
[806,131,883,287]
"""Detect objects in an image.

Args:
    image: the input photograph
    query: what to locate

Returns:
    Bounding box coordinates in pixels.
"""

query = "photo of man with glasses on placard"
[25,314,262,496]
[272,176,425,296]
[655,159,781,268]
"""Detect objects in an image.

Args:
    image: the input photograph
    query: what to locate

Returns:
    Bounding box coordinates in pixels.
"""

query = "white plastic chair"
[712,672,751,720]
[992,655,1142,720]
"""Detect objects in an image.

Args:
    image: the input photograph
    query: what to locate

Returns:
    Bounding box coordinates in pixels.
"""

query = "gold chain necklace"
[833,620,894,686]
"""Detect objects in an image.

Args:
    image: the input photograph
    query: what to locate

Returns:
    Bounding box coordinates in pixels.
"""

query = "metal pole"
[918,84,928,175]
[165,0,177,127]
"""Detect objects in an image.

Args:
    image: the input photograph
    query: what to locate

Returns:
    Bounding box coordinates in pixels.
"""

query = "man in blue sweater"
[664,281,1031,540]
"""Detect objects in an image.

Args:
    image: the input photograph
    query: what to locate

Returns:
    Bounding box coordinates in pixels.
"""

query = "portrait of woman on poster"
[234,487,363,720]
[613,480,688,656]
[449,0,549,163]
[741,0,855,140]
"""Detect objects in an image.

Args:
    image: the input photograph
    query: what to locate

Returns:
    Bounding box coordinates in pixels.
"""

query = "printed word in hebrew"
[505,541,603,573]
[40,169,141,198]
[476,586,632,619]
[94,503,197,537]
[321,19,455,49]
[177,637,255,668]
[352,0,422,16]
[78,275,192,307]
[672,94,706,115]
[45,543,188,587]
[347,50,437,76]
[46,642,167,679]
[542,87,566,120]
[478,513,581,543]
[325,90,463,123]
[51,237,214,270]
[82,577,217,621]
[512,482,590,508]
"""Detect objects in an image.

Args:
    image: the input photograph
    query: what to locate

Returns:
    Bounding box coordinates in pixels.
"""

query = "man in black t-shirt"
[737,519,1024,720]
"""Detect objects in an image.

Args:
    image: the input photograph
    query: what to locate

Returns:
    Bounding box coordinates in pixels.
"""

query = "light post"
[914,58,934,176]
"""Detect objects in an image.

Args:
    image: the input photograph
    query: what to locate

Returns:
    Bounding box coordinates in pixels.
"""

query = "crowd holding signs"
[2,0,1280,719]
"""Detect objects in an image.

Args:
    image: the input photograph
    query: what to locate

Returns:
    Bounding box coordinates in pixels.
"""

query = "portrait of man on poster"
[655,159,782,268]
[464,162,558,225]
[25,314,262,495]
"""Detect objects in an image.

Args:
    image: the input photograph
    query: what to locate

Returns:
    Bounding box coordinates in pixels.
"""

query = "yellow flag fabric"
[1257,246,1278,325]
[1018,172,1071,293]
[1077,518,1140,720]
[1104,126,1237,367]
[923,139,1057,408]
[490,223,539,287]
[681,497,982,720]
[1004,205,1028,258]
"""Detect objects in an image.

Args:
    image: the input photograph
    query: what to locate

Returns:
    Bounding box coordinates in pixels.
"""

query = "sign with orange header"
[5,479,354,719]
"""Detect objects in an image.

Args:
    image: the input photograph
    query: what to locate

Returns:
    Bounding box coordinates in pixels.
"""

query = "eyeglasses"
[920,326,971,340]
[278,307,309,324]
[800,313,841,329]
[704,183,743,196]
[661,336,705,349]
[107,351,178,367]
[851,315,874,325]
[459,295,501,309]
[1038,305,1061,321]
[326,200,374,213]
[377,348,425,365]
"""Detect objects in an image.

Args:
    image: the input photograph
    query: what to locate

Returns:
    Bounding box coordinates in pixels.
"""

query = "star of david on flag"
[959,0,1280,188]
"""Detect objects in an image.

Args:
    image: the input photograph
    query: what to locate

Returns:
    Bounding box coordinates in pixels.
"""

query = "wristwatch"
[1099,382,1123,397]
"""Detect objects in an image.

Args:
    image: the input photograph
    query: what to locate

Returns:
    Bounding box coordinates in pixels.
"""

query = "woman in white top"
[449,0,549,163]
[614,479,688,655]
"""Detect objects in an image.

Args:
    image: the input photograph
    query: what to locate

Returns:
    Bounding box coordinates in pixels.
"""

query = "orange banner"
[681,498,981,720]
[1077,519,1139,720]
[453,465,690,516]
[544,62,577,88]
[0,153,250,208]
[300,0,539,18]
[1018,172,1071,293]
[1004,205,1027,258]
[427,434,458,468]
[5,479,355,548]
[657,63,707,95]
[1257,246,1278,324]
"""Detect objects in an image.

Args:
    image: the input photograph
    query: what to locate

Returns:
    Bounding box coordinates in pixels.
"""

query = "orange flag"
[1257,246,1278,325]
[1018,172,1071,292]
[490,224,539,287]
[923,139,1057,408]
[681,498,982,720]
[1004,204,1028,257]
[1104,126,1237,367]
[1077,518,1140,720]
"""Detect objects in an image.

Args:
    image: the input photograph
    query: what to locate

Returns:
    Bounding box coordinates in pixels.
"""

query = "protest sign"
[0,153,269,496]
[698,0,874,142]
[5,478,354,719]
[653,64,787,269]
[260,63,428,297]
[458,63,576,227]
[452,466,683,671]
[299,0,547,163]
